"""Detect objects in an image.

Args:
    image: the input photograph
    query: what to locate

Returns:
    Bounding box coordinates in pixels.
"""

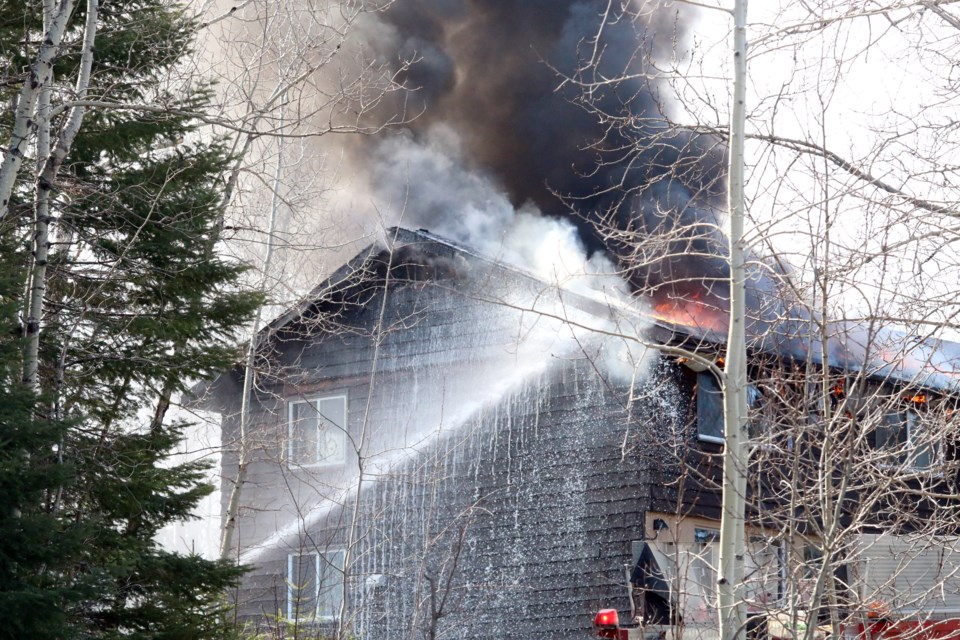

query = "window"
[697,374,769,443]
[287,549,346,621]
[744,537,783,609]
[746,384,771,439]
[684,528,719,624]
[651,529,720,626]
[697,373,724,443]
[872,408,936,470]
[289,395,347,466]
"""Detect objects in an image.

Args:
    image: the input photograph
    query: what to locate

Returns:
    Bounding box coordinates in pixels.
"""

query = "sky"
[696,2,960,338]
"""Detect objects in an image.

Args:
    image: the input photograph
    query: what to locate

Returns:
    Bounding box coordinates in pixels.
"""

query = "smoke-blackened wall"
[352,0,732,301]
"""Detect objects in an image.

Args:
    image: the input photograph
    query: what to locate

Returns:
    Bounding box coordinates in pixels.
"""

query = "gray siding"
[221,251,694,638]
[348,358,646,639]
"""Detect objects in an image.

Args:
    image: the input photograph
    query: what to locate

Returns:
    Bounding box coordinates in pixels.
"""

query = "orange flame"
[649,298,728,335]
[909,393,927,405]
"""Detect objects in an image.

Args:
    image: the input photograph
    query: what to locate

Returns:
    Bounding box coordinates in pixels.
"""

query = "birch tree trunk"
[0,0,75,222]
[23,0,97,390]
[718,2,749,640]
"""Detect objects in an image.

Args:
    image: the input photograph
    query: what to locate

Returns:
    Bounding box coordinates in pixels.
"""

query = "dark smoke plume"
[354,0,783,324]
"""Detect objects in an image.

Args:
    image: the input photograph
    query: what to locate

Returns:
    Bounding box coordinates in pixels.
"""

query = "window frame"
[873,406,939,472]
[744,535,785,609]
[287,393,348,468]
[286,548,346,623]
[696,372,725,444]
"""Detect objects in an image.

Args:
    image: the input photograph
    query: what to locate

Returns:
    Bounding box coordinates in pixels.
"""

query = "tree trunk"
[718,2,748,640]
[219,100,286,561]
[0,0,76,222]
[23,0,98,389]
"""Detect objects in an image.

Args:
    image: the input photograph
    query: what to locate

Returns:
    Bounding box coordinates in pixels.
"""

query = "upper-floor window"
[697,372,768,444]
[872,407,936,470]
[288,395,347,467]
[697,372,724,443]
[287,548,346,622]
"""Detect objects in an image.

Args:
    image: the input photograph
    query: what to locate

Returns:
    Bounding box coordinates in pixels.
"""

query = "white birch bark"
[0,0,75,222]
[41,0,98,186]
[718,2,749,640]
[23,0,98,390]
[24,82,51,389]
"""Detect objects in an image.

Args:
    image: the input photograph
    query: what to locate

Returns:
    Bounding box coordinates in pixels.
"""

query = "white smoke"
[235,122,659,567]
[371,125,515,246]
[372,124,654,385]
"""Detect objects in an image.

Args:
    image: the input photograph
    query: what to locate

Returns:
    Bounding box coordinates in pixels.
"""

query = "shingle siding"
[345,357,646,640]
[221,244,709,639]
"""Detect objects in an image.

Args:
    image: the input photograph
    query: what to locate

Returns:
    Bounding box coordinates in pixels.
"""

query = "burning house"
[205,226,660,637]
[196,1,960,637]
[198,226,960,640]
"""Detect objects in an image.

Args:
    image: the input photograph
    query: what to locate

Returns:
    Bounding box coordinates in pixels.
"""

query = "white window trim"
[286,548,346,622]
[287,393,348,469]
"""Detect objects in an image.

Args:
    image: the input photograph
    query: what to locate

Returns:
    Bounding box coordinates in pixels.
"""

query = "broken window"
[696,371,770,443]
[746,384,774,440]
[288,395,347,467]
[287,548,346,621]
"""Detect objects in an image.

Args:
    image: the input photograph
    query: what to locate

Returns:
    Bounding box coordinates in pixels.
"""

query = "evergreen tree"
[0,2,260,637]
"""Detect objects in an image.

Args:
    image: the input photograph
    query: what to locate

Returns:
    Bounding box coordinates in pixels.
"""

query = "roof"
[208,226,960,399]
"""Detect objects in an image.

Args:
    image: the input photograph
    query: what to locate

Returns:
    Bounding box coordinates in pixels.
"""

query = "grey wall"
[221,250,707,639]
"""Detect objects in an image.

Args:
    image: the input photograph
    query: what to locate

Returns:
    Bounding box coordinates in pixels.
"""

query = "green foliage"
[0,238,88,639]
[0,1,260,638]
